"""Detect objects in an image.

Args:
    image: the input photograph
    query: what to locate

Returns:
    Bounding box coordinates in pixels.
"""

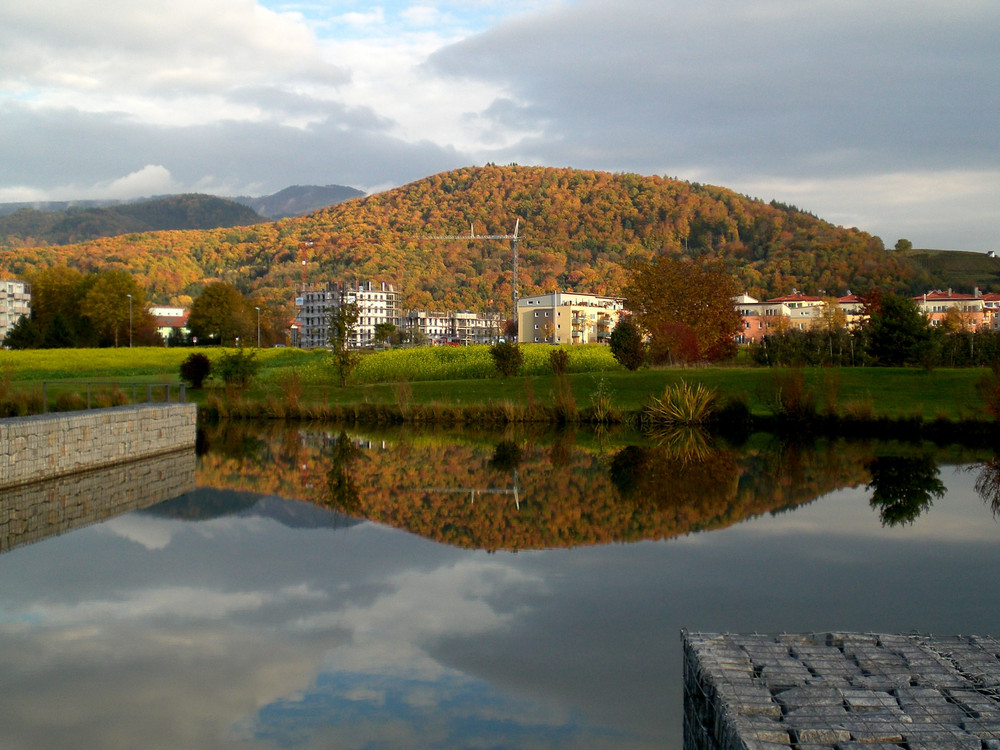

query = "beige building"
[517,292,624,345]
[0,278,31,344]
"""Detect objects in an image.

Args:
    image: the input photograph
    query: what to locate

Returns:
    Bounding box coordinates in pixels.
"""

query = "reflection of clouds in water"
[301,560,542,674]
[99,513,273,550]
[0,620,335,750]
[99,514,179,550]
[13,584,327,626]
[731,478,1000,543]
[245,670,638,750]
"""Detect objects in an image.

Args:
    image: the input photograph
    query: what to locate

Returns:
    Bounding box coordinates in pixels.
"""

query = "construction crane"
[421,220,522,338]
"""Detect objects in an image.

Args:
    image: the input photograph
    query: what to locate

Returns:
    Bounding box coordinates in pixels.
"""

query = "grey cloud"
[0,102,466,197]
[429,0,1000,177]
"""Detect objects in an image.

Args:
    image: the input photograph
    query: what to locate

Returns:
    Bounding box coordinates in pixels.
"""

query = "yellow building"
[517,292,624,344]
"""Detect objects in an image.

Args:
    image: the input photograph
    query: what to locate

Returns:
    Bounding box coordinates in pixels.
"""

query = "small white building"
[0,278,31,344]
[148,306,189,342]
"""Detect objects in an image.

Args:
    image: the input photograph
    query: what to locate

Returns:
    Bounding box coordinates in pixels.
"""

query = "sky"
[1,0,997,250]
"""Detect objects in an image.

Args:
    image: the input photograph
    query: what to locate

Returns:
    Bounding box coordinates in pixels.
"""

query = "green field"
[0,344,992,422]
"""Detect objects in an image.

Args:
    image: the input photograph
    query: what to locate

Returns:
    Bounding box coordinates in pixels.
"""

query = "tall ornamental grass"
[643,380,718,425]
[294,344,620,385]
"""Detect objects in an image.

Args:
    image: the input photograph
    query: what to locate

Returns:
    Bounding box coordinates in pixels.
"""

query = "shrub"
[489,341,523,377]
[770,369,816,422]
[549,348,570,375]
[609,317,645,370]
[179,353,212,389]
[217,348,260,391]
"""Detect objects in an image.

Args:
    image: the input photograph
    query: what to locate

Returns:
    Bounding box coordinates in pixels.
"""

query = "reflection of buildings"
[0,278,30,344]
[517,292,624,345]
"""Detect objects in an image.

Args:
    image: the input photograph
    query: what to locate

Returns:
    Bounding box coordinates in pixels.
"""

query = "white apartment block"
[0,278,31,344]
[294,281,399,349]
[517,292,624,345]
[403,310,502,345]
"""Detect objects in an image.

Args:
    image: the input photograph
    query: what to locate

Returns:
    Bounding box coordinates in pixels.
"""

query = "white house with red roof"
[149,306,190,342]
[913,289,987,329]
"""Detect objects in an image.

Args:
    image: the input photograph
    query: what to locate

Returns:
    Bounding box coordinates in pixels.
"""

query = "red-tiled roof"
[765,293,823,303]
[153,313,188,327]
[916,290,977,301]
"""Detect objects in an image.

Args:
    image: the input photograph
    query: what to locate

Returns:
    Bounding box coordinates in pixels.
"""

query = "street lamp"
[255,306,261,348]
[126,294,132,348]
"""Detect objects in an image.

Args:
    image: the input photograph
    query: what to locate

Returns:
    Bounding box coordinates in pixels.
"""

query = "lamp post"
[255,306,261,348]
[126,294,133,348]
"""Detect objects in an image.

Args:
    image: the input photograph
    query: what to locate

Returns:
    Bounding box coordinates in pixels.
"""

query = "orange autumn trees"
[624,255,742,363]
[1,166,920,314]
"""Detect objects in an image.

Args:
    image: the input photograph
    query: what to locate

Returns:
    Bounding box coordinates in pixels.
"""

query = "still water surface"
[1,424,999,749]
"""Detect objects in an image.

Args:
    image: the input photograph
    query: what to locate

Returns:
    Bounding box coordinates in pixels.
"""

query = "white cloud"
[0,0,998,249]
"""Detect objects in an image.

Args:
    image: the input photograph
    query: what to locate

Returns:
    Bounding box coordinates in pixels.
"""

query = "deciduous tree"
[624,255,740,363]
[329,297,360,386]
[188,282,253,346]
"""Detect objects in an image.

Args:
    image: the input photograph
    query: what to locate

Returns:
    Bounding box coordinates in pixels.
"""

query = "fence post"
[133,384,137,405]
[180,384,186,403]
[42,382,47,413]
[147,384,152,403]
[87,383,91,410]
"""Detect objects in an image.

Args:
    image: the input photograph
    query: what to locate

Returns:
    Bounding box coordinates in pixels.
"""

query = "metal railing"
[40,381,186,414]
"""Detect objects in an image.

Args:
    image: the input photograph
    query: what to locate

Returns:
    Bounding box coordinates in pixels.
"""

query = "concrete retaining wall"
[0,403,197,489]
[0,449,196,554]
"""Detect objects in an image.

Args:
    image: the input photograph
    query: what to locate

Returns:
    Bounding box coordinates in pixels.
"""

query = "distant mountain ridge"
[0,183,365,246]
[232,184,365,219]
[0,194,264,246]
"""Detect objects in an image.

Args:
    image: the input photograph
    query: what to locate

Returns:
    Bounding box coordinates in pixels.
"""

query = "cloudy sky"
[1,0,997,250]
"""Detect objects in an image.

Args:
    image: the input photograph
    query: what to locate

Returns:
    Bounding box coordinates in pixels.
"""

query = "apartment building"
[0,278,31,344]
[517,292,623,345]
[294,281,399,349]
[403,310,502,345]
[914,289,987,329]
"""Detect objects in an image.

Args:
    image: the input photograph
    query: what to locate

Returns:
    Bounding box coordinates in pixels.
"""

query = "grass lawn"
[0,345,990,422]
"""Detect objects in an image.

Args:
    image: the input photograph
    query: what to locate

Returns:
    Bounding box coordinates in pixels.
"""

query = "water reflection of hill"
[195,424,901,551]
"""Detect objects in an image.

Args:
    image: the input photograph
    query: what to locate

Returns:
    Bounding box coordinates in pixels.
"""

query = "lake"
[1,422,998,749]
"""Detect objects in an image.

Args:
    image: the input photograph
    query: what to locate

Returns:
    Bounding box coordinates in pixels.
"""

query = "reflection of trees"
[489,440,523,473]
[866,456,945,526]
[327,432,365,515]
[608,439,740,516]
[969,458,1000,517]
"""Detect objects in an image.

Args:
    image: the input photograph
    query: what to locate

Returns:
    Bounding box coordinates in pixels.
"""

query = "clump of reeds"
[643,380,718,425]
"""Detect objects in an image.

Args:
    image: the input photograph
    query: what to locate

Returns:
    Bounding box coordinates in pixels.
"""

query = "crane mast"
[422,219,522,338]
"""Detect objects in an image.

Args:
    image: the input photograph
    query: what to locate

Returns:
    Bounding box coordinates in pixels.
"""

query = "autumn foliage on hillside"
[194,424,874,551]
[1,166,915,309]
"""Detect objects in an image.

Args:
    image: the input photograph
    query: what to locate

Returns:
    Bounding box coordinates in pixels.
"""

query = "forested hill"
[1,166,925,308]
[0,194,263,247]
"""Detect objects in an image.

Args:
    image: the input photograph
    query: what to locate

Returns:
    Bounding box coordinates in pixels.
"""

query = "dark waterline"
[0,426,998,749]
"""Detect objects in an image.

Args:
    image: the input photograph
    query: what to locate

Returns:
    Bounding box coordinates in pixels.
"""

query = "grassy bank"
[0,344,994,426]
